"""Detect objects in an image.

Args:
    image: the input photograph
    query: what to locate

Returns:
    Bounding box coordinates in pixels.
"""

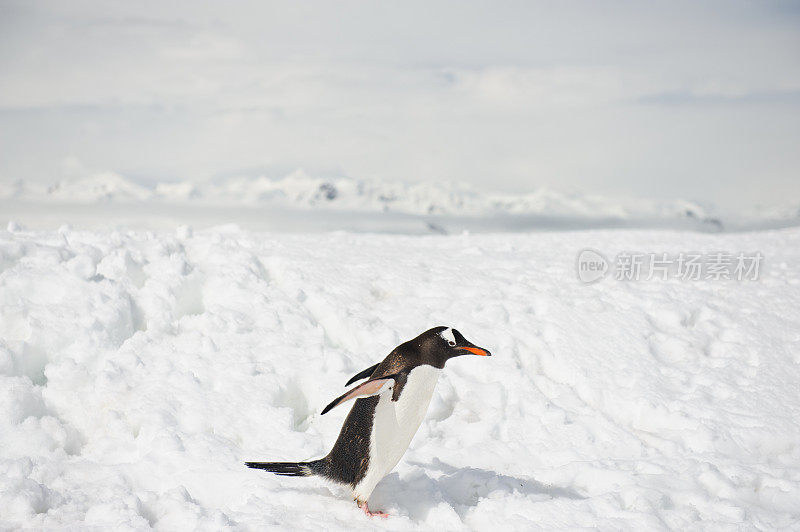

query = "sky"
[0,0,798,209]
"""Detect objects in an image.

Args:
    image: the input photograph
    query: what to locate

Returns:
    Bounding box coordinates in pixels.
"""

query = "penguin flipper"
[344,363,380,386]
[321,376,397,415]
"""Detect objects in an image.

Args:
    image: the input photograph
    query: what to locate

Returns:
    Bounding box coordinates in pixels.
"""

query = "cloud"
[639,89,800,106]
[0,0,798,209]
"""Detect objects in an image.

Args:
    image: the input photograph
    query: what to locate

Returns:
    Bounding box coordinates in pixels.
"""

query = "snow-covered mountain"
[1,171,797,232]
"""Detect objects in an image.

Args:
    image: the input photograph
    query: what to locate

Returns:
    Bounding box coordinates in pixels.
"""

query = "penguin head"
[418,326,491,367]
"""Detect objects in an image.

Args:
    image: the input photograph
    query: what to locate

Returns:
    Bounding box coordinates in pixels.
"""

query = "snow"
[4,172,798,234]
[1,223,800,530]
[6,172,792,234]
[3,170,710,218]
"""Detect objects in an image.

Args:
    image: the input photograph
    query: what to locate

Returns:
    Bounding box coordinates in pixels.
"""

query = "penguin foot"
[357,500,389,518]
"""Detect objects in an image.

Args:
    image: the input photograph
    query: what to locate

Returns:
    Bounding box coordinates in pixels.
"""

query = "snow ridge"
[4,171,799,232]
[1,170,715,221]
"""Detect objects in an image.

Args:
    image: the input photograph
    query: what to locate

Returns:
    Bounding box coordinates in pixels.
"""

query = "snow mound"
[1,225,799,529]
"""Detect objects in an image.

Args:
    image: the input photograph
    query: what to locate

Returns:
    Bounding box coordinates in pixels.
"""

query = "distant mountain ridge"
[0,170,706,214]
[1,170,797,231]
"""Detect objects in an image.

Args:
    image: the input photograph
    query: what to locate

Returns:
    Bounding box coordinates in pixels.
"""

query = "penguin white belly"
[352,364,441,502]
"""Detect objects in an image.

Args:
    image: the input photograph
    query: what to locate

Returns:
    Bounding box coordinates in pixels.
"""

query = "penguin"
[245,326,491,517]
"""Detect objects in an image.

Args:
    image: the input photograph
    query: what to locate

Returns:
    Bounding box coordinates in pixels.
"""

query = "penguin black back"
[324,395,379,486]
[245,396,379,486]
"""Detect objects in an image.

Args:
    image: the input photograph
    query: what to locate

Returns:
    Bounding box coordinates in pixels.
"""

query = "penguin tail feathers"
[245,460,325,477]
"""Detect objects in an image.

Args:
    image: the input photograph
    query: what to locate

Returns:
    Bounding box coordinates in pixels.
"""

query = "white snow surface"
[1,224,800,530]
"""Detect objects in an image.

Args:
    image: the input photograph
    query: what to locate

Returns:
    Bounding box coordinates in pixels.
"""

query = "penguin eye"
[447,340,456,347]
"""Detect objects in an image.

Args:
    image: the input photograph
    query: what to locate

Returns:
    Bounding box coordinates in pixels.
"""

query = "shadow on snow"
[370,458,585,521]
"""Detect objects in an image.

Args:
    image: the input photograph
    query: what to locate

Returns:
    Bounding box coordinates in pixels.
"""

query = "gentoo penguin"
[245,326,491,516]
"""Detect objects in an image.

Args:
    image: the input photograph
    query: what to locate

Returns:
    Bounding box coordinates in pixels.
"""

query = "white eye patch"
[439,328,456,345]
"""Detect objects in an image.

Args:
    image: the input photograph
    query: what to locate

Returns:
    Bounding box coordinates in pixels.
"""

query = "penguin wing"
[344,363,380,386]
[321,374,399,415]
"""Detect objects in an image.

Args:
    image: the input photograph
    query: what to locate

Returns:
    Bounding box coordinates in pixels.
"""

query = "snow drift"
[1,224,799,530]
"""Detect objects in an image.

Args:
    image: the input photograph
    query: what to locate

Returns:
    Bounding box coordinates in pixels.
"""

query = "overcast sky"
[1,0,798,209]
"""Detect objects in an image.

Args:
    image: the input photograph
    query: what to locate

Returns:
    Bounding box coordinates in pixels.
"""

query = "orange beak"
[457,346,492,356]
